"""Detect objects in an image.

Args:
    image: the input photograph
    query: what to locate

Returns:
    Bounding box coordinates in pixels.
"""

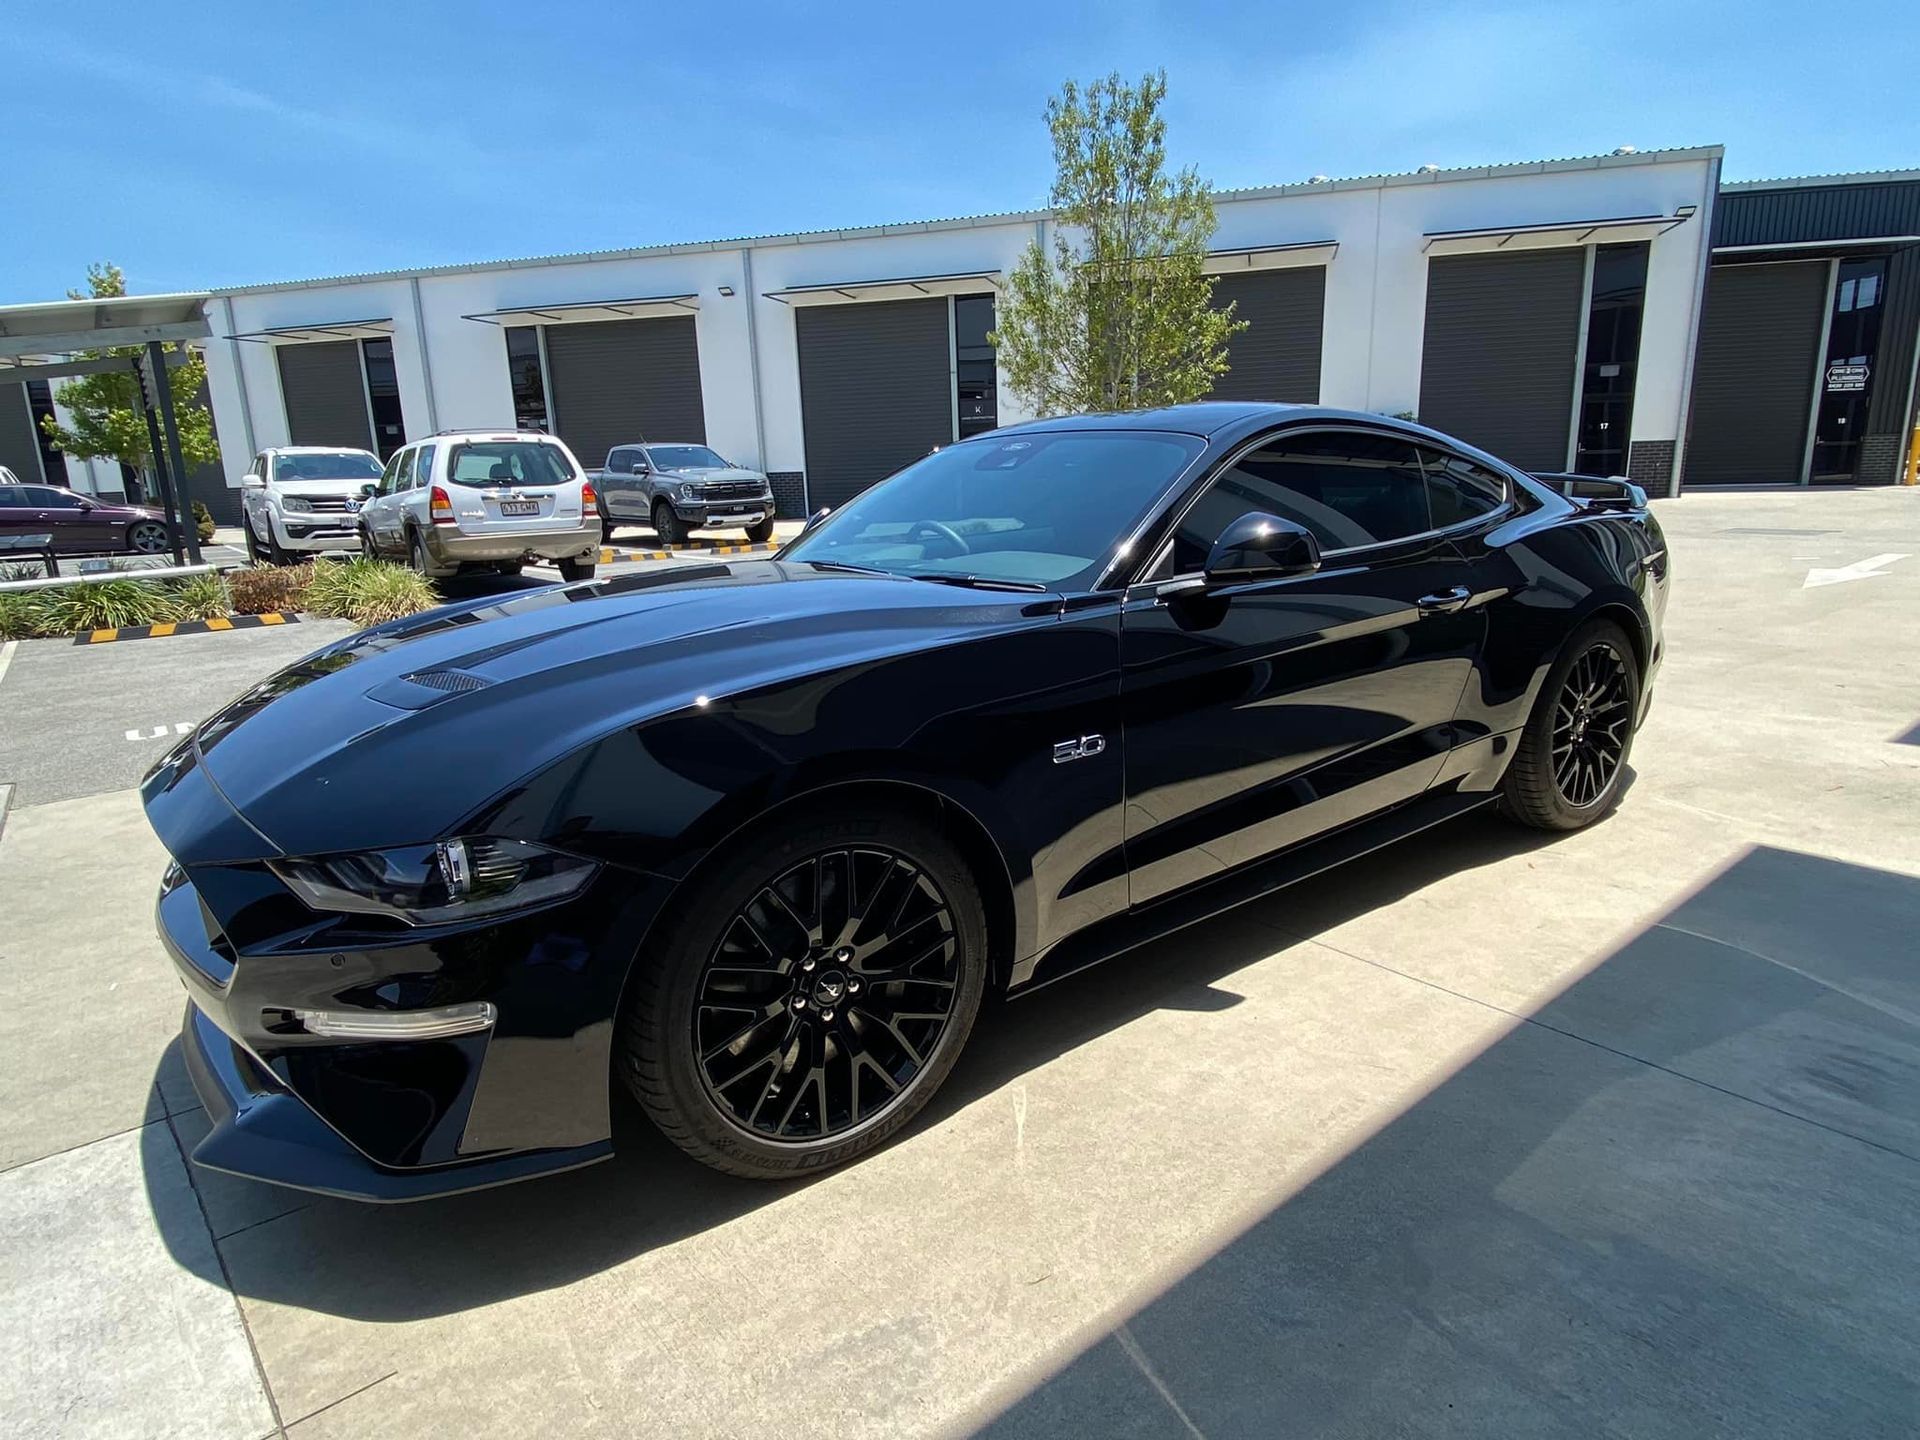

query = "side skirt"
[1009,788,1496,995]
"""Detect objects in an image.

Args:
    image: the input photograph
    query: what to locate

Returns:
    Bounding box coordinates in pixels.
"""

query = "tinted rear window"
[445,442,576,488]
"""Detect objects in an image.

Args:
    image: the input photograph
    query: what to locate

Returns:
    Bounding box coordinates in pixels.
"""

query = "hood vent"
[366,668,495,711]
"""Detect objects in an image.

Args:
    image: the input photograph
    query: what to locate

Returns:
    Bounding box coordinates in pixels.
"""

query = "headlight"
[680,483,698,501]
[273,837,597,926]
[281,495,313,513]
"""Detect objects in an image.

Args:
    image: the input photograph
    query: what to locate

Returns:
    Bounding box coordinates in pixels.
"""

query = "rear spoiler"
[1531,471,1648,513]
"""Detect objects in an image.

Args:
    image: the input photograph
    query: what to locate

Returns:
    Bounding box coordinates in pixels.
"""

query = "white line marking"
[1803,552,1910,588]
[125,724,190,742]
[0,640,15,694]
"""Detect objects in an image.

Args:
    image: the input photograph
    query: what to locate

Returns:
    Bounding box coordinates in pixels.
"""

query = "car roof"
[265,445,379,454]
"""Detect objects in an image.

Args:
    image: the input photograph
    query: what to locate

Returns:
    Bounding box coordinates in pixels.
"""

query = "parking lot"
[1,486,1916,1438]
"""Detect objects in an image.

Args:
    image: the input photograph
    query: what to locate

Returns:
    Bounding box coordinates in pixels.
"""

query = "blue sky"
[4,0,1916,303]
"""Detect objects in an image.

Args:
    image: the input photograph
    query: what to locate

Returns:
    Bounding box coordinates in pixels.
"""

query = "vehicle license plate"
[500,501,539,516]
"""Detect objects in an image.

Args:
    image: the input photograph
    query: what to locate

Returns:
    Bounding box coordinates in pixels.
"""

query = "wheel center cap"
[811,970,847,1005]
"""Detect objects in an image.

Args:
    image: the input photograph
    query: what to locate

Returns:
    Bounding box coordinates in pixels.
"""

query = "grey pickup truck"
[589,442,777,545]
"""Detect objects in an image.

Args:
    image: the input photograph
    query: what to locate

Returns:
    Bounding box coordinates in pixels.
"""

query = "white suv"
[357,430,601,582]
[240,446,385,563]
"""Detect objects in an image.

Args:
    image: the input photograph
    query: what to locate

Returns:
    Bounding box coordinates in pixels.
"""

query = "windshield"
[784,430,1203,589]
[445,441,577,488]
[274,452,381,482]
[646,445,730,470]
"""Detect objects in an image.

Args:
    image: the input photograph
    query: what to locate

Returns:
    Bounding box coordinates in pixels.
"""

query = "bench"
[0,533,59,579]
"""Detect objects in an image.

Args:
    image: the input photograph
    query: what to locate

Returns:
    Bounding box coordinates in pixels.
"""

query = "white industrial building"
[4,146,1729,519]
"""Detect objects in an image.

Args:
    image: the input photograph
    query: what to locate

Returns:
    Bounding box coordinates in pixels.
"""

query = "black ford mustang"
[144,404,1667,1200]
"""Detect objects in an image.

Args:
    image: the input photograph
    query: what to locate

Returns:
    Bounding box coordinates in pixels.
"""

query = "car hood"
[143,561,1054,861]
[656,466,767,484]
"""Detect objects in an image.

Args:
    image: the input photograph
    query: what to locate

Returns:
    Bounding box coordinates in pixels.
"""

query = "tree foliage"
[993,72,1243,416]
[37,262,220,473]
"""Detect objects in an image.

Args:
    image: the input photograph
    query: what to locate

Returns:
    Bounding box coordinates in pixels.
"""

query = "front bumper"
[425,522,601,565]
[672,499,772,526]
[272,513,359,551]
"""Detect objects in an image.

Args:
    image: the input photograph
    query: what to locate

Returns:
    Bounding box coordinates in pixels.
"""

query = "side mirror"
[242,474,265,488]
[77,498,96,512]
[1202,512,1321,587]
[802,506,832,535]
[358,482,378,499]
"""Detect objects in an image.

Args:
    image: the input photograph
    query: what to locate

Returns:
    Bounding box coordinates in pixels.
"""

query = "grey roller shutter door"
[798,298,951,508]
[276,341,374,452]
[542,317,705,471]
[1209,268,1325,402]
[1685,261,1828,485]
[1418,249,1586,471]
[0,383,45,483]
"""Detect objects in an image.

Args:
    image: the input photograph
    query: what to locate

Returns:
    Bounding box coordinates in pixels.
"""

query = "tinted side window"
[607,449,632,474]
[25,487,81,508]
[411,444,437,488]
[379,452,408,495]
[1164,432,1432,573]
[0,486,28,507]
[1420,450,1508,528]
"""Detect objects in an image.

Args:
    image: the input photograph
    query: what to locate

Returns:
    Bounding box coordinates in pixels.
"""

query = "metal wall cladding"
[1714,179,1920,248]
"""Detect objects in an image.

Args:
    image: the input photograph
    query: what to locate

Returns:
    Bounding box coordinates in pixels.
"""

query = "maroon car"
[0,473,174,555]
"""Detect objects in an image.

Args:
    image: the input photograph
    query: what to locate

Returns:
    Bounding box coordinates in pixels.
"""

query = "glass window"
[273,451,382,482]
[360,337,406,460]
[411,444,437,489]
[24,486,82,508]
[785,429,1205,589]
[644,444,729,470]
[505,326,550,433]
[1574,242,1649,475]
[378,451,408,496]
[606,449,632,474]
[954,295,998,440]
[1162,431,1431,573]
[0,486,30,507]
[1420,450,1508,528]
[25,380,67,487]
[444,440,576,489]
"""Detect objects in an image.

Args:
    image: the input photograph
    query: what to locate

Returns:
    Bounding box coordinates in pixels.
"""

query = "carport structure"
[0,291,212,563]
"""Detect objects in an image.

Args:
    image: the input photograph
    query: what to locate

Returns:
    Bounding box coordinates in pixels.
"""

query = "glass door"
[1810,256,1886,482]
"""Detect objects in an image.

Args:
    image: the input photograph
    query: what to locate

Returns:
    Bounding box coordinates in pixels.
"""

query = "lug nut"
[801,958,816,972]
[792,996,808,1011]
[835,948,853,963]
[847,977,863,994]
[820,1009,835,1022]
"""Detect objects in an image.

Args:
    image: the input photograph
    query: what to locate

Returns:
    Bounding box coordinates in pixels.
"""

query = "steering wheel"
[909,520,970,557]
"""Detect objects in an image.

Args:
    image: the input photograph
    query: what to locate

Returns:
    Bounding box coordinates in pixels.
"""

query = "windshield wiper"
[905,573,1050,594]
[803,560,896,577]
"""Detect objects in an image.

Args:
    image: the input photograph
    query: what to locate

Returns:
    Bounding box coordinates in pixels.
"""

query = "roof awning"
[763,270,1001,305]
[0,291,210,359]
[461,294,699,326]
[1423,213,1691,256]
[1205,241,1338,273]
[226,317,395,343]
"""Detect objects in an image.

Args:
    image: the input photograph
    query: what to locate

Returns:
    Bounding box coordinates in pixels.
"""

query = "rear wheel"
[652,501,687,547]
[557,556,596,582]
[618,804,989,1179]
[127,521,170,556]
[407,528,444,580]
[1500,619,1640,831]
[745,518,775,545]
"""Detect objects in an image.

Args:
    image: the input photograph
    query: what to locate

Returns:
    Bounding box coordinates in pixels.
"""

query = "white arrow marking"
[1803,553,1910,589]
[125,724,190,742]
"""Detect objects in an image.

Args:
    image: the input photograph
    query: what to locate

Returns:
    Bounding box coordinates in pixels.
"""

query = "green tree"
[37,263,219,488]
[993,71,1243,415]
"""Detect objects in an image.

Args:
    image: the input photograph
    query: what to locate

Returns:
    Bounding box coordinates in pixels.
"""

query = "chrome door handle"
[1416,586,1472,614]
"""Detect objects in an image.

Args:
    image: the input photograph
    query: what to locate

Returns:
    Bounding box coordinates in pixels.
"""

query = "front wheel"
[1500,619,1641,831]
[745,518,775,545]
[618,804,989,1179]
[358,526,379,561]
[652,501,687,547]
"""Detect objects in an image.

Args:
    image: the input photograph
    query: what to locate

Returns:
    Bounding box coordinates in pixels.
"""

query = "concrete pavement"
[0,487,1916,1437]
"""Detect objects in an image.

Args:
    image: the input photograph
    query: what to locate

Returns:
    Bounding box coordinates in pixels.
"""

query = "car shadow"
[141,805,1582,1324]
[970,843,1920,1437]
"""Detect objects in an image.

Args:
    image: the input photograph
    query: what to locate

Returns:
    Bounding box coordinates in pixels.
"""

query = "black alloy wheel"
[1500,618,1640,831]
[1551,642,1632,808]
[745,517,775,545]
[652,501,687,547]
[619,804,988,1179]
[695,847,959,1141]
[127,521,170,555]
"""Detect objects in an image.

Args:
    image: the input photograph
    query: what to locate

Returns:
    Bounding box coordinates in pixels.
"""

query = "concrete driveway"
[1,488,1915,1438]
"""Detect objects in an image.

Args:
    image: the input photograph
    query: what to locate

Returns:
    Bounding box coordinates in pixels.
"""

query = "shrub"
[192,500,216,543]
[335,563,438,625]
[0,591,54,640]
[166,571,232,622]
[227,562,312,615]
[299,556,362,618]
[33,578,171,634]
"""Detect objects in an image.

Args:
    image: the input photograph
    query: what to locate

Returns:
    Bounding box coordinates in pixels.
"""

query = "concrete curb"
[69,612,302,646]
